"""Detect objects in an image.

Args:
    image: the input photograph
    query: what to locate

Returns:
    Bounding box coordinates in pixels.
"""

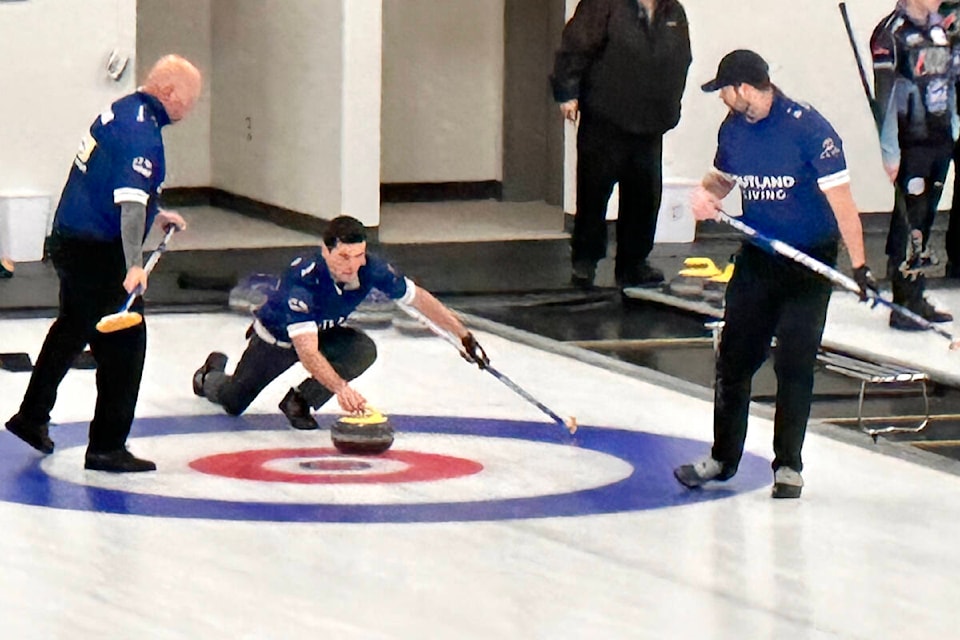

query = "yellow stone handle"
[338,406,387,426]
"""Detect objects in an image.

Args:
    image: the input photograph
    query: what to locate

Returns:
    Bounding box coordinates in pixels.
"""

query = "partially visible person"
[550,0,691,290]
[193,215,489,429]
[4,54,202,472]
[940,0,960,277]
[672,50,877,499]
[871,0,956,328]
[0,256,13,279]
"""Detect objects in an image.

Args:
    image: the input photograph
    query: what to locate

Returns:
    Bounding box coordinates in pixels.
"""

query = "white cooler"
[0,194,52,262]
[604,178,699,243]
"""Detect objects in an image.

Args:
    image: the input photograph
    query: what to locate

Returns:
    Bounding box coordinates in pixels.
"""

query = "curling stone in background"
[666,277,704,299]
[228,273,279,314]
[349,289,395,329]
[332,408,395,455]
[702,262,733,304]
[0,352,33,372]
[392,308,433,336]
[701,284,726,304]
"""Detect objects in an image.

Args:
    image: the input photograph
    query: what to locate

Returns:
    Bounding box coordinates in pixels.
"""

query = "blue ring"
[0,414,770,522]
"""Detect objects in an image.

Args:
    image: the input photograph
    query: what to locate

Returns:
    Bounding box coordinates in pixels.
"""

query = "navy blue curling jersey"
[54,92,169,242]
[255,251,415,344]
[714,93,848,252]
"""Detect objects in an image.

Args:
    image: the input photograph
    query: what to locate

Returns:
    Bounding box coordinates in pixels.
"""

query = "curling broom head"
[96,311,144,333]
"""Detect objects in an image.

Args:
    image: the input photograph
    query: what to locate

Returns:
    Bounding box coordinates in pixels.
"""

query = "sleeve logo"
[73,131,98,173]
[132,157,153,178]
[820,138,841,159]
[288,298,310,313]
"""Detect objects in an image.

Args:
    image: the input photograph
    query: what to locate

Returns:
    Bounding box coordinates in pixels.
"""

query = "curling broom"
[396,302,578,434]
[719,211,960,350]
[96,226,177,333]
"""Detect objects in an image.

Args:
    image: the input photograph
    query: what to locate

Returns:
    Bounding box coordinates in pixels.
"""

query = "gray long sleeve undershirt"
[119,200,146,270]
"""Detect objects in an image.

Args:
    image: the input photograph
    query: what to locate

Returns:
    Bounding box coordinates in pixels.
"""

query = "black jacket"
[551,0,691,135]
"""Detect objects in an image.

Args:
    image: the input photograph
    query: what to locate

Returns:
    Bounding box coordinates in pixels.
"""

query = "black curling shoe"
[5,416,54,454]
[279,388,319,430]
[193,352,228,397]
[85,448,156,472]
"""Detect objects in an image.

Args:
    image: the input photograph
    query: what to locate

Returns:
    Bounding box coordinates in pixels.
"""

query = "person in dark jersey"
[871,0,956,328]
[672,50,877,499]
[5,55,202,472]
[193,215,489,429]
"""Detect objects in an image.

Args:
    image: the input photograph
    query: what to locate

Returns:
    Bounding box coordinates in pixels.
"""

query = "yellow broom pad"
[95,311,144,333]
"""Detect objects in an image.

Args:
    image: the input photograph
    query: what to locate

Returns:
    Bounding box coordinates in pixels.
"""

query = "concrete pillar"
[341,0,382,227]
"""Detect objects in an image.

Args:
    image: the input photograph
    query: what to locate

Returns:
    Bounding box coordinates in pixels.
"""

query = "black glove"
[461,332,489,369]
[852,265,879,303]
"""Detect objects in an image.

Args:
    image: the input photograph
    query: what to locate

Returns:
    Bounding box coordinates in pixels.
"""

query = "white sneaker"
[772,467,803,499]
[674,456,725,488]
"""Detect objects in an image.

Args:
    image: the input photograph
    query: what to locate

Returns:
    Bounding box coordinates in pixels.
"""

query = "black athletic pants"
[572,113,663,281]
[886,143,952,266]
[203,326,377,416]
[712,242,835,474]
[886,143,952,305]
[11,231,146,453]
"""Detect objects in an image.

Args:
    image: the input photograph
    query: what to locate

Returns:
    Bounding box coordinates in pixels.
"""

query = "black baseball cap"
[701,49,769,92]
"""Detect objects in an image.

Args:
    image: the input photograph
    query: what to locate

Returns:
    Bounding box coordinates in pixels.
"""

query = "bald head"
[142,55,202,122]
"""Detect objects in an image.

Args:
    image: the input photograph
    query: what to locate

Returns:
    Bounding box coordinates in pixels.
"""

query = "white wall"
[0,0,941,234]
[675,0,898,215]
[0,0,136,199]
[210,0,345,220]
[342,0,383,224]
[136,0,213,188]
[564,0,921,217]
[381,0,505,183]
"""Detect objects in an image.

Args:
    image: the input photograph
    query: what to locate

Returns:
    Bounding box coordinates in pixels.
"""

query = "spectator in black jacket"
[551,0,691,290]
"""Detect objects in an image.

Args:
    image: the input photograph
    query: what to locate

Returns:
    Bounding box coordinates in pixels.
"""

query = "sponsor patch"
[132,157,153,178]
[820,137,841,159]
[75,132,97,168]
[288,297,310,313]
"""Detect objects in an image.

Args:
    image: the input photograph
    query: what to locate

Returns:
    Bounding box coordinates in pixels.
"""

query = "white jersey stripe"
[114,187,150,205]
[818,169,850,191]
[399,278,417,306]
[286,321,318,339]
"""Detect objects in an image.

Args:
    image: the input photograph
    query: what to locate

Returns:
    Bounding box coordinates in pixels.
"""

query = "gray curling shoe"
[771,467,803,499]
[674,456,726,488]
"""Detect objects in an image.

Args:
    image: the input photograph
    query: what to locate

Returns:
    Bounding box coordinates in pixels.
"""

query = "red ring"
[189,448,484,484]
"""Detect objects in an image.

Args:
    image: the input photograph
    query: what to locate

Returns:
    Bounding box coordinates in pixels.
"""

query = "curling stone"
[701,285,726,304]
[667,277,704,299]
[331,409,395,455]
[72,349,97,370]
[391,311,433,336]
[228,273,278,313]
[349,290,395,329]
[0,352,33,372]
